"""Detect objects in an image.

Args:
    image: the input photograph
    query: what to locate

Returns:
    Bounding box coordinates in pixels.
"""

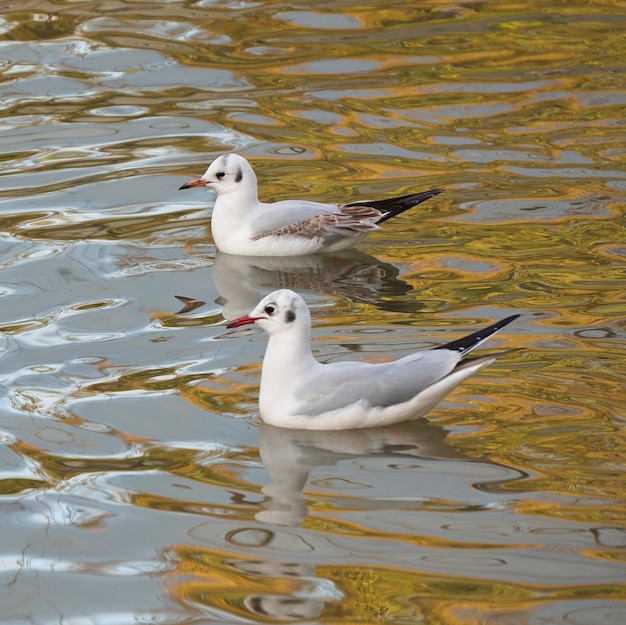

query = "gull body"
[227,289,519,430]
[179,153,443,256]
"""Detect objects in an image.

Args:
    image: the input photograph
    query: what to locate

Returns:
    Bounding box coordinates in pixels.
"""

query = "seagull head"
[226,289,310,336]
[179,153,257,199]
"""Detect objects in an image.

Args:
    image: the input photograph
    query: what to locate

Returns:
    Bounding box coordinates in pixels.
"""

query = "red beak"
[179,178,207,190]
[226,315,259,328]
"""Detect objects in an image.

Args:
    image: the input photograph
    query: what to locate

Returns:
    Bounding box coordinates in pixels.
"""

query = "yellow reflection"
[164,541,626,623]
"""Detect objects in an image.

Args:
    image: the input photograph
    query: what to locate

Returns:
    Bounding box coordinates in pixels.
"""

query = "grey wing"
[250,200,383,242]
[294,350,461,416]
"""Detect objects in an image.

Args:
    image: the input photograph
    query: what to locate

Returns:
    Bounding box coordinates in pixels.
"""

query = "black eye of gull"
[216,171,226,179]
[264,305,276,315]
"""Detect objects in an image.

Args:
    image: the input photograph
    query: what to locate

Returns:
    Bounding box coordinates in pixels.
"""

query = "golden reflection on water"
[164,542,626,623]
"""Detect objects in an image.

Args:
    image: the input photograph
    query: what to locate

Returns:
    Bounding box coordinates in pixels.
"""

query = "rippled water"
[1,1,625,623]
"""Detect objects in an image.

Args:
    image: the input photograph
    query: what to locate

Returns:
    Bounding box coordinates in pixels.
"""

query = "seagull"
[179,153,443,256]
[226,289,520,430]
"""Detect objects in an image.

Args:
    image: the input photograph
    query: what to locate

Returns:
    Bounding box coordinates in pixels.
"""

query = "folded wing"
[292,350,462,416]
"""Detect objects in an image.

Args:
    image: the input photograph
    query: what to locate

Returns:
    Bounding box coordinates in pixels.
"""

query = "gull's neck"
[211,181,260,250]
[264,324,317,375]
[260,326,318,422]
[229,184,259,207]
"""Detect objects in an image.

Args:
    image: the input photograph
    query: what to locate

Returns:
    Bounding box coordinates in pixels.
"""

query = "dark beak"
[179,178,207,190]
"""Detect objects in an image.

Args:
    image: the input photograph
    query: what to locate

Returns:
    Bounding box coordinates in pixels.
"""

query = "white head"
[226,289,311,337]
[179,153,258,201]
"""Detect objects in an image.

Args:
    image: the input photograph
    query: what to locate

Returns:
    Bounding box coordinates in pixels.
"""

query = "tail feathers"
[435,314,520,355]
[347,189,444,224]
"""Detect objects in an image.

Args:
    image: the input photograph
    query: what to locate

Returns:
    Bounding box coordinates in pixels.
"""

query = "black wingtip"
[375,188,445,223]
[435,314,520,355]
[347,188,444,224]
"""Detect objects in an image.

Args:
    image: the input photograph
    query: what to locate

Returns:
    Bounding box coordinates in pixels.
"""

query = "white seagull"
[226,289,520,430]
[179,153,443,256]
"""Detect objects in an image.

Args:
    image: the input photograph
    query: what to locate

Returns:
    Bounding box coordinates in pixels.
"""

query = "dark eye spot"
[216,171,226,179]
[285,310,296,323]
[264,305,276,315]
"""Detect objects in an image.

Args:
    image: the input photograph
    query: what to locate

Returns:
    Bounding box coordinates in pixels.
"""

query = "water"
[0,1,625,623]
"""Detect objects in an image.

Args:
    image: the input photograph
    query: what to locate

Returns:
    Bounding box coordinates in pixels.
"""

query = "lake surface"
[0,1,625,623]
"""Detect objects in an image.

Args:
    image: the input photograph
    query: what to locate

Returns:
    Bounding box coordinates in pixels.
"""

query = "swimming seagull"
[179,153,443,256]
[226,289,520,430]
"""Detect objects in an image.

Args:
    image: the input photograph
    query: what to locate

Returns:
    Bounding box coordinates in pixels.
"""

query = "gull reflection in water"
[210,248,414,321]
[256,419,465,527]
[211,420,461,621]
